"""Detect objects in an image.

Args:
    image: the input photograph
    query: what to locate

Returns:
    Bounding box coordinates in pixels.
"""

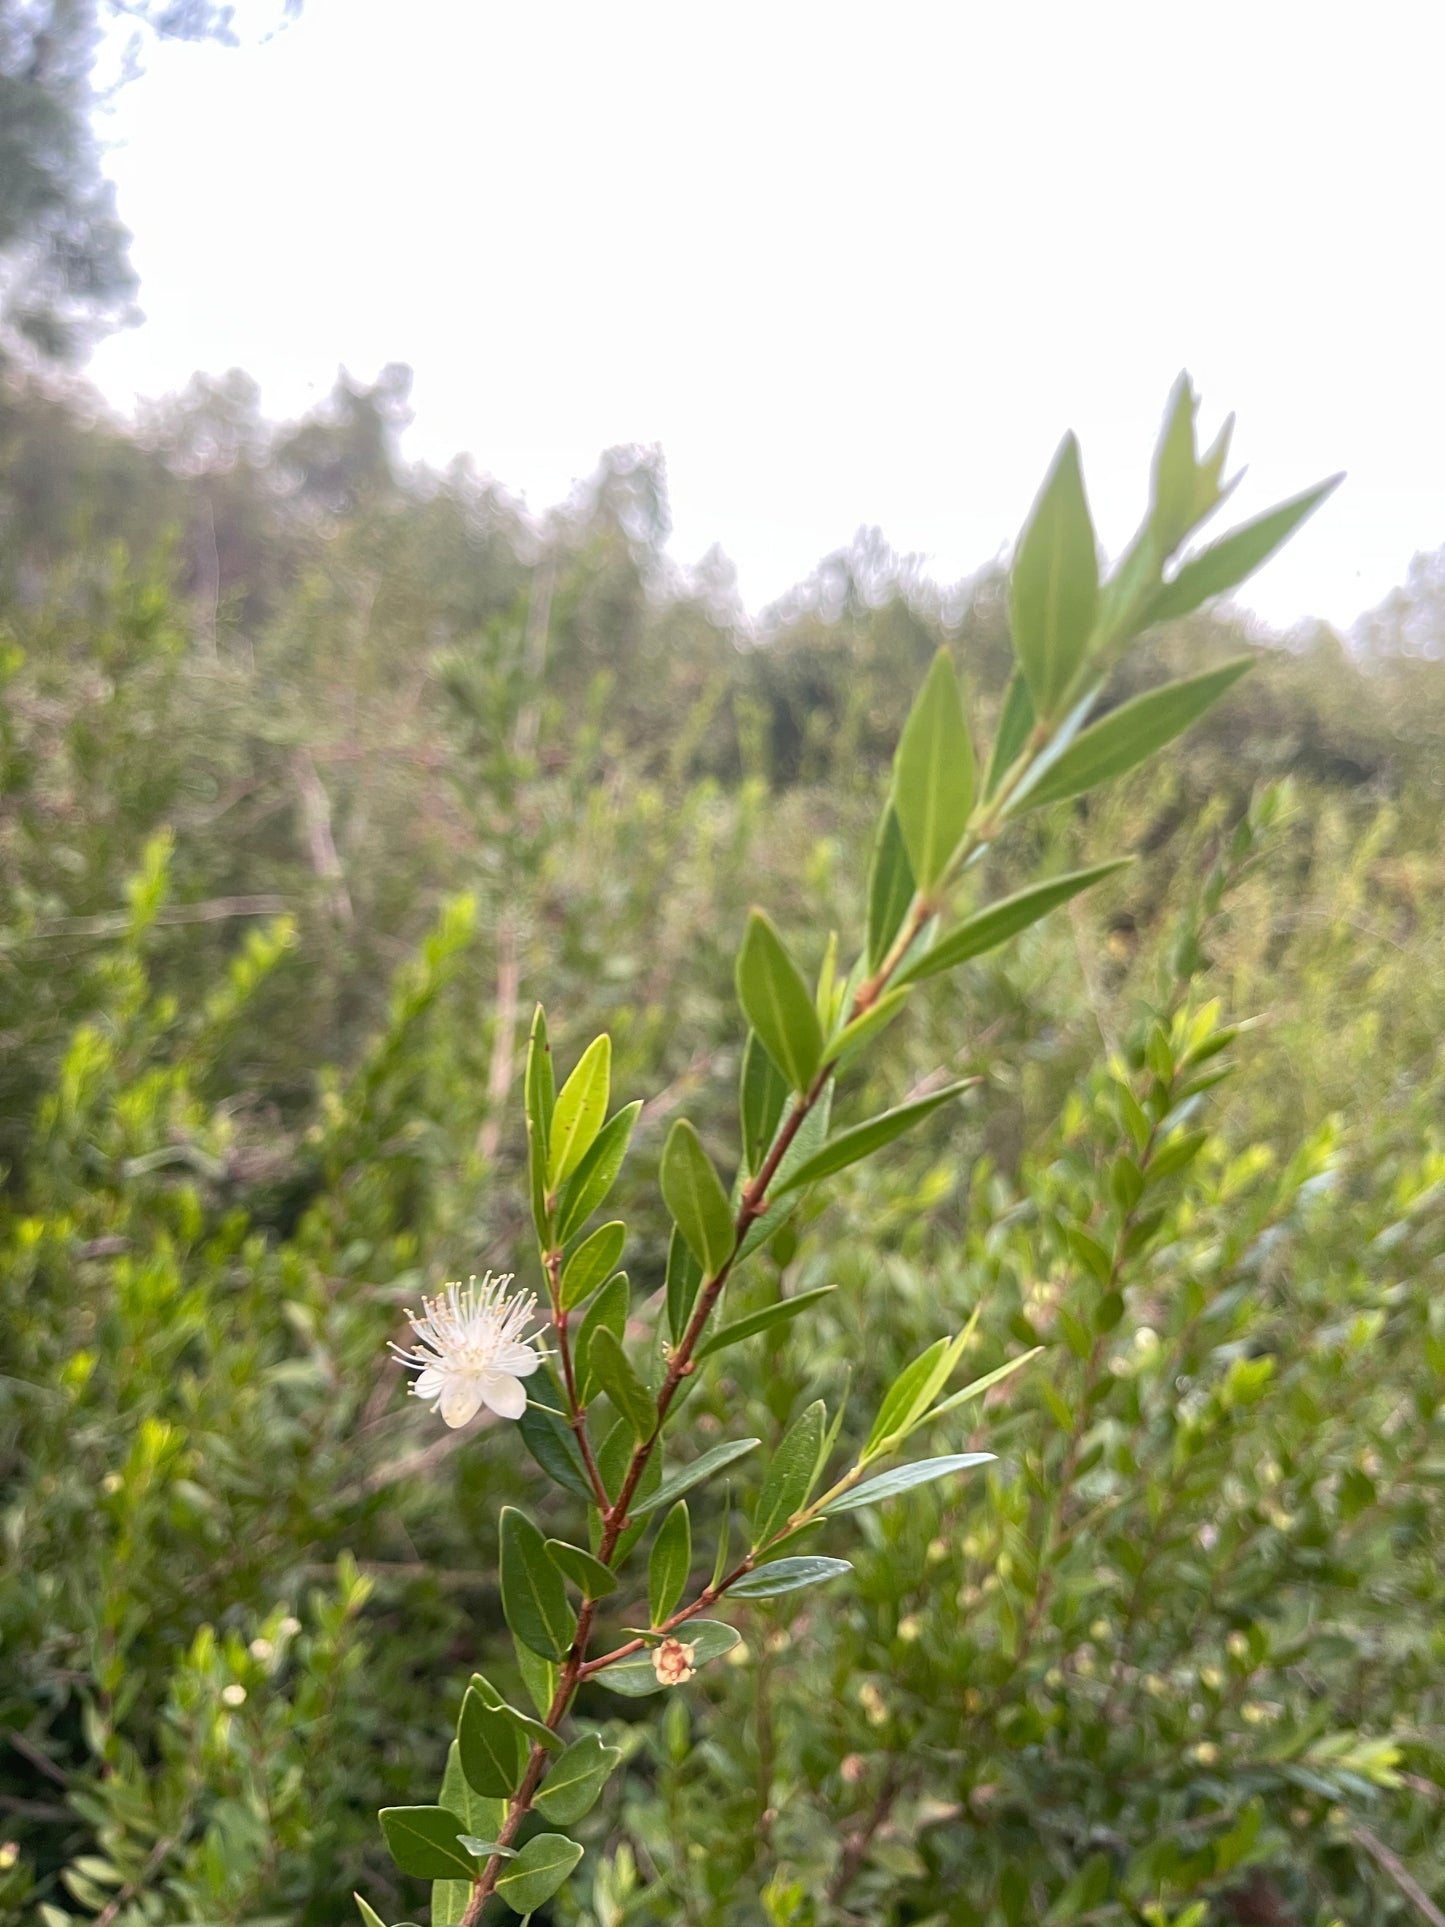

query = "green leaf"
[574,1271,628,1403]
[379,1807,476,1881]
[895,860,1133,986]
[824,1453,995,1515]
[752,1400,825,1549]
[729,1556,852,1598]
[1145,475,1343,625]
[494,1833,585,1915]
[433,1742,502,1927]
[518,1401,593,1504]
[831,986,909,1066]
[455,1836,515,1859]
[544,1539,618,1599]
[638,1437,762,1518]
[547,1035,611,1191]
[1009,432,1100,719]
[866,804,917,972]
[983,668,1037,798]
[665,1225,704,1346]
[457,1684,525,1798]
[507,1643,558,1726]
[736,910,824,1093]
[772,1083,971,1193]
[555,1100,641,1244]
[525,1005,554,1244]
[587,1325,656,1442]
[660,1119,735,1277]
[928,1347,1042,1421]
[354,1897,387,1927]
[535,1733,622,1827]
[1023,660,1254,811]
[695,1285,835,1360]
[648,1501,692,1625]
[499,1508,576,1661]
[598,1620,740,1696]
[864,1333,960,1457]
[559,1221,625,1311]
[891,649,974,891]
[1150,371,1202,553]
[740,1030,789,1176]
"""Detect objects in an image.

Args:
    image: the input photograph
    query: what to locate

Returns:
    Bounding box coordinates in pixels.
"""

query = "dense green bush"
[1,369,1442,1926]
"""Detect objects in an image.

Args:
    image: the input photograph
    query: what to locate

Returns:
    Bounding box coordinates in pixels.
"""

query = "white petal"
[493,1341,542,1379]
[479,1371,528,1421]
[438,1373,487,1428]
[412,1366,444,1400]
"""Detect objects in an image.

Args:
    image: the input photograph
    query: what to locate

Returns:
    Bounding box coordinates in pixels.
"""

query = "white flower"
[392,1273,546,1428]
[652,1637,697,1687]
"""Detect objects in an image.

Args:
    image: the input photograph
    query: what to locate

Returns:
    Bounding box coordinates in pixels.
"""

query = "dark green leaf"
[740,1030,789,1176]
[1009,433,1100,718]
[648,1501,692,1625]
[772,1083,971,1193]
[499,1507,576,1661]
[507,1644,558,1727]
[586,1325,655,1442]
[729,1556,852,1598]
[494,1833,584,1914]
[547,1035,611,1191]
[555,1100,641,1244]
[574,1272,628,1404]
[891,649,974,890]
[694,1286,835,1361]
[1023,660,1254,810]
[824,1453,995,1515]
[895,860,1132,986]
[544,1539,618,1599]
[525,1004,553,1244]
[665,1225,703,1346]
[379,1808,475,1881]
[866,805,917,972]
[660,1119,735,1277]
[518,1400,593,1504]
[735,910,824,1093]
[1145,475,1343,625]
[637,1437,761,1518]
[535,1733,622,1827]
[559,1221,625,1311]
[751,1400,825,1549]
[457,1685,525,1798]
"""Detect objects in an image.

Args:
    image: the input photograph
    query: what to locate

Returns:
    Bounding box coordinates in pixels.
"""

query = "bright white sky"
[87,0,1444,630]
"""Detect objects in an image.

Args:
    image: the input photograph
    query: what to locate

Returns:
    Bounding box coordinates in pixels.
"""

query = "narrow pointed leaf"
[535,1733,622,1826]
[559,1221,625,1311]
[1144,475,1343,625]
[354,1896,388,1927]
[379,1808,476,1881]
[494,1834,585,1914]
[1009,433,1100,718]
[984,667,1037,801]
[555,1099,641,1243]
[525,1004,554,1243]
[457,1685,525,1798]
[665,1224,703,1345]
[648,1501,692,1626]
[740,1029,789,1176]
[499,1507,576,1661]
[866,804,916,970]
[772,1083,971,1194]
[736,910,824,1093]
[547,1036,611,1191]
[895,860,1133,986]
[831,986,909,1066]
[695,1285,835,1360]
[729,1556,852,1598]
[636,1437,761,1518]
[545,1539,618,1598]
[518,1400,593,1504]
[824,1453,996,1515]
[891,650,974,890]
[660,1118,735,1277]
[574,1271,628,1404]
[752,1399,825,1549]
[1023,660,1253,810]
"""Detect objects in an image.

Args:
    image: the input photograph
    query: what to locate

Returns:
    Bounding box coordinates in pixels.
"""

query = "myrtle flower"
[652,1637,697,1687]
[392,1273,545,1428]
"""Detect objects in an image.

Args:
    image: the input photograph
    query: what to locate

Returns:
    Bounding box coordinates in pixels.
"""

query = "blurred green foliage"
[1,364,1442,1924]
